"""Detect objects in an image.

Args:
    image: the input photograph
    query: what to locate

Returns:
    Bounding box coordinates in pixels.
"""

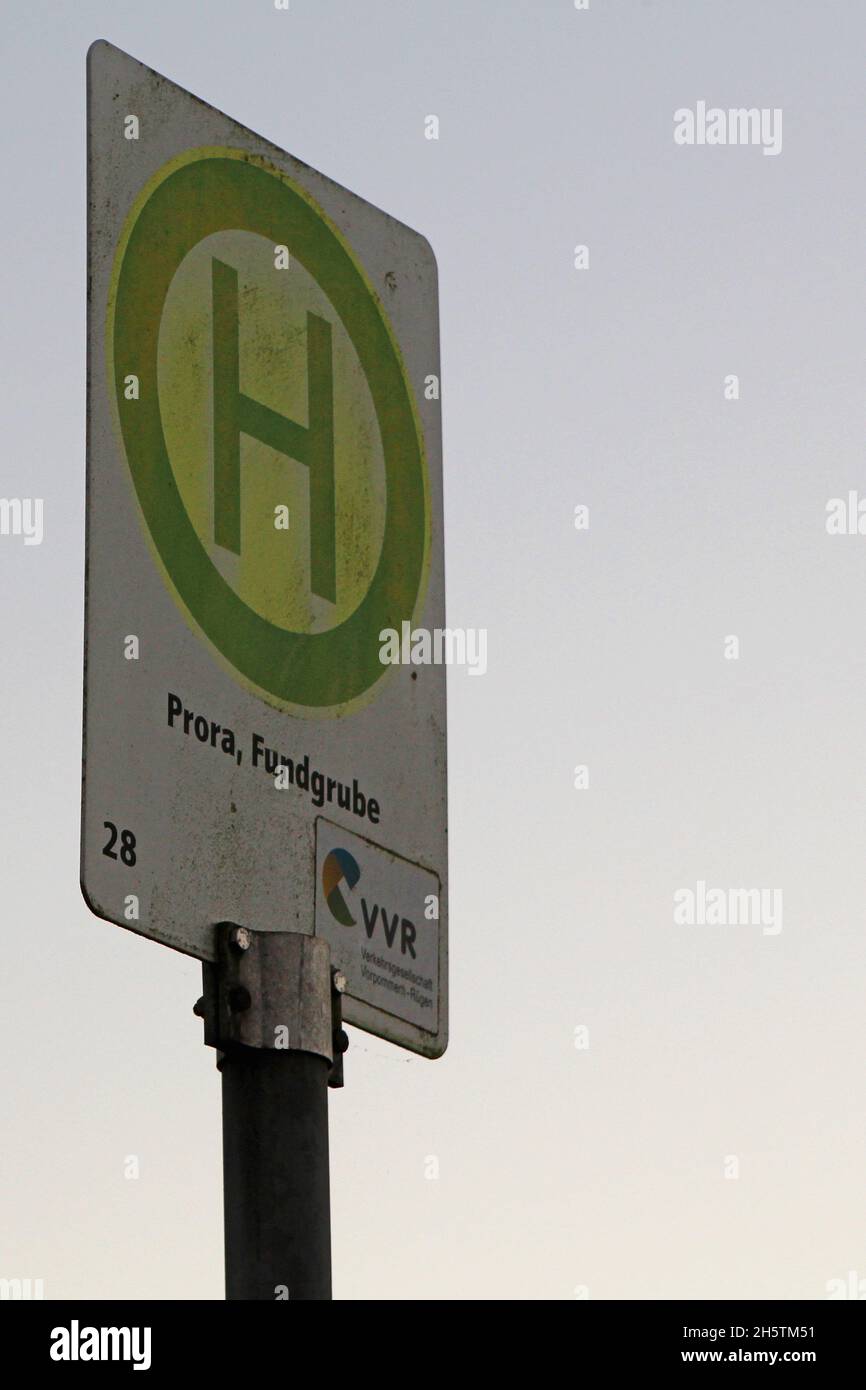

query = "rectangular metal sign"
[82,41,447,1056]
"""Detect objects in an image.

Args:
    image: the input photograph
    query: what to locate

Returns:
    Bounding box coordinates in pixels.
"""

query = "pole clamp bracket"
[195,923,347,1086]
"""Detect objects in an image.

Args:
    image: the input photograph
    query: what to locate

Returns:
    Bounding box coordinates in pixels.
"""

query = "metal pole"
[221,1047,331,1300]
[197,924,345,1302]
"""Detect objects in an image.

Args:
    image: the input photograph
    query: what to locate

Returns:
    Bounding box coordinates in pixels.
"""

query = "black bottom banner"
[3,1297,862,1373]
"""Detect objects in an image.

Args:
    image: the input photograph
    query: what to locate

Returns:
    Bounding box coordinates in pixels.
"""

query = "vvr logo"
[360,899,417,959]
[322,847,417,958]
[322,848,360,926]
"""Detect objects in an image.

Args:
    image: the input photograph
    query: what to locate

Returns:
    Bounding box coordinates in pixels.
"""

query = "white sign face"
[81,42,447,1057]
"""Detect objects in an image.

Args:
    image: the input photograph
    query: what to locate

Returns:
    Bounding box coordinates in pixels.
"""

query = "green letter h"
[211,258,336,603]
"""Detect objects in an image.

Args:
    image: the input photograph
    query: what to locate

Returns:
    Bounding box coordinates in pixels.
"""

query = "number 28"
[103,821,137,866]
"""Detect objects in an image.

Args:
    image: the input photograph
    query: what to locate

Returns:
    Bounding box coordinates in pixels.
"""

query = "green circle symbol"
[109,149,429,711]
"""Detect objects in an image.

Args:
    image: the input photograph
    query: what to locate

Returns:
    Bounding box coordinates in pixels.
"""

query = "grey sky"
[1,0,865,1299]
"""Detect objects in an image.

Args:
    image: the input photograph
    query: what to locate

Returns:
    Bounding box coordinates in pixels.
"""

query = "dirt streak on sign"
[81,42,447,1057]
